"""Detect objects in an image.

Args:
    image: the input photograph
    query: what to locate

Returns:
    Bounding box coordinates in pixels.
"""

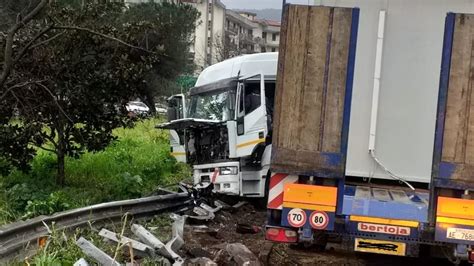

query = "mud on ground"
[181,201,454,266]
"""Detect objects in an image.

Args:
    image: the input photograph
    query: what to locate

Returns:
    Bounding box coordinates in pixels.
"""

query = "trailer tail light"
[469,249,474,263]
[266,226,297,243]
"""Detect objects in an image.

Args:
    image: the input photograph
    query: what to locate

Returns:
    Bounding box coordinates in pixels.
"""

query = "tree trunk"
[56,148,65,186]
[142,93,156,115]
[56,124,66,186]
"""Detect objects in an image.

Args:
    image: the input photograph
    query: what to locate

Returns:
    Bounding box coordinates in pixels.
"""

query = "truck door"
[167,94,187,162]
[235,74,267,157]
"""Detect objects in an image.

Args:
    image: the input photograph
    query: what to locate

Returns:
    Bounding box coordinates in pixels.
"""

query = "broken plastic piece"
[73,258,89,266]
[99,228,154,258]
[76,237,121,266]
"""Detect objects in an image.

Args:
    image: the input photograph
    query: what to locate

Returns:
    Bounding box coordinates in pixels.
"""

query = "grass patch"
[0,118,191,223]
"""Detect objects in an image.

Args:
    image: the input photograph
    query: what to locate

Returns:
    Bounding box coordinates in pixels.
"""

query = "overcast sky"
[221,0,315,9]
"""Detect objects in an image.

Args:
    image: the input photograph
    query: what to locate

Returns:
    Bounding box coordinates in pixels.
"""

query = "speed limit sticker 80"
[287,208,307,227]
[310,211,329,230]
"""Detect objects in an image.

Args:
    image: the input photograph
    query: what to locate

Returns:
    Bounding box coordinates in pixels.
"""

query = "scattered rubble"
[73,194,261,266]
[73,258,89,266]
[76,237,121,266]
[99,228,154,258]
[236,223,261,234]
[226,243,261,266]
[185,257,217,266]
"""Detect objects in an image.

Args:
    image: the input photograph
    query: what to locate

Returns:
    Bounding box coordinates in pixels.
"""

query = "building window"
[251,44,254,51]
[272,47,276,52]
[262,47,266,52]
[262,32,267,40]
[208,20,212,31]
[272,33,277,41]
[248,29,253,36]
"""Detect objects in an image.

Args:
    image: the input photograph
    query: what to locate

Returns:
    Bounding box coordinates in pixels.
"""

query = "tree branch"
[42,131,58,148]
[0,0,49,88]
[33,81,74,123]
[53,25,155,54]
[1,80,47,101]
[13,25,54,63]
[35,144,58,154]
[29,31,65,50]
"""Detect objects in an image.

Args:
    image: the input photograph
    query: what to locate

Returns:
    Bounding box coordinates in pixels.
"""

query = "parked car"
[155,103,167,114]
[126,101,150,115]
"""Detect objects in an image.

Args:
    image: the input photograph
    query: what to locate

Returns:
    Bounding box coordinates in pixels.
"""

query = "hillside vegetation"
[0,118,190,224]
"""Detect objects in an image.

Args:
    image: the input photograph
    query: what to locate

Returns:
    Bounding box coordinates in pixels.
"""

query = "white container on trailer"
[309,0,474,183]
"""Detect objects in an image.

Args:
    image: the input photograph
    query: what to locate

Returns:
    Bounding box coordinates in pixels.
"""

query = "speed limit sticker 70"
[310,211,329,230]
[287,208,307,227]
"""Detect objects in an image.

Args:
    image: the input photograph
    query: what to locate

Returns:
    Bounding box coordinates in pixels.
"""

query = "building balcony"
[225,27,238,35]
[241,34,256,44]
[255,37,266,45]
[265,40,279,47]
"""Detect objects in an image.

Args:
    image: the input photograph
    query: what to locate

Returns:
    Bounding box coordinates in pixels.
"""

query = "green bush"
[23,191,71,219]
[0,118,191,224]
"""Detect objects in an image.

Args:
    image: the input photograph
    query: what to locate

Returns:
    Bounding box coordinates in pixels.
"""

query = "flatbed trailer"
[266,3,474,262]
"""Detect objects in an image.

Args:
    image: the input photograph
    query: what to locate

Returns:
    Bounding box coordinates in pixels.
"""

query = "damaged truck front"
[159,53,278,197]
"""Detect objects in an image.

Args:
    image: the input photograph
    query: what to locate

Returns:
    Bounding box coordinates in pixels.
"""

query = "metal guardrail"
[0,192,191,262]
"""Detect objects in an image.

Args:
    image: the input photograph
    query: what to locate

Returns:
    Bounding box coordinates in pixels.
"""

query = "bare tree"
[213,32,249,63]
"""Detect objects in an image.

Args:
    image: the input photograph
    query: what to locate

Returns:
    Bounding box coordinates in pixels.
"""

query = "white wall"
[315,0,474,183]
[193,2,209,71]
[253,26,263,52]
[211,3,226,64]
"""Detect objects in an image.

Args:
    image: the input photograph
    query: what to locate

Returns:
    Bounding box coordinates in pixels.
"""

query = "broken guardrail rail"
[0,191,191,263]
[72,198,250,265]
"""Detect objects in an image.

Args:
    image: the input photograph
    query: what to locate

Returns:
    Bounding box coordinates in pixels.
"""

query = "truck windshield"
[188,90,234,121]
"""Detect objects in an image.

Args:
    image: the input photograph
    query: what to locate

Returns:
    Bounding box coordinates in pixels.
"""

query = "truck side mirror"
[167,107,177,122]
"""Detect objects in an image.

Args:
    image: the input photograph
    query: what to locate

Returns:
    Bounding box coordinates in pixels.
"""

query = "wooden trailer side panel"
[435,13,474,188]
[271,5,357,177]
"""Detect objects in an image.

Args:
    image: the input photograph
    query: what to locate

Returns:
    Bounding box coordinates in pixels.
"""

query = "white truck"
[160,53,278,197]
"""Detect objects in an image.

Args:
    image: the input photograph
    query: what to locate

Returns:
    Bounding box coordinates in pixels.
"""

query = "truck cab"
[160,53,278,197]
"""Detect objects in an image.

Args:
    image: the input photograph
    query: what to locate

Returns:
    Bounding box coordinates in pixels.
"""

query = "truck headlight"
[219,166,238,175]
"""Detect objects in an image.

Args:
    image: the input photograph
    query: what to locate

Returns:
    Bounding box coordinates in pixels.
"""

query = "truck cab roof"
[195,52,278,87]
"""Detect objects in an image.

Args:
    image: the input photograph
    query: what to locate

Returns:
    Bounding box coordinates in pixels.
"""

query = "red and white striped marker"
[211,168,219,183]
[267,173,298,210]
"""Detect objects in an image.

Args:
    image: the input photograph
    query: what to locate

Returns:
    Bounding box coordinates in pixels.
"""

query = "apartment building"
[126,0,226,71]
[184,0,226,70]
[124,0,280,69]
[225,10,281,56]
